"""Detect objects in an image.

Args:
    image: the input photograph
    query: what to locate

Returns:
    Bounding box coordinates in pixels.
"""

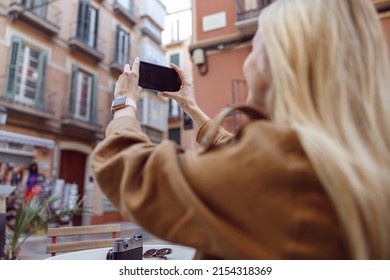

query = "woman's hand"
[113,57,142,119]
[114,57,142,102]
[158,63,197,112]
[159,64,210,127]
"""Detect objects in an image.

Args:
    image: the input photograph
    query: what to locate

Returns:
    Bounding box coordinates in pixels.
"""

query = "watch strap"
[111,97,137,114]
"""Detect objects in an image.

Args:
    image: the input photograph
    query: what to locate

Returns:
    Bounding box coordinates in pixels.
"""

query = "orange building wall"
[193,47,250,122]
[191,0,251,132]
[192,0,390,131]
[195,0,239,41]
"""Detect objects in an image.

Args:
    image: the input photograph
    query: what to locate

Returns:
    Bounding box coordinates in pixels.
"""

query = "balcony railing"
[236,0,275,21]
[113,0,137,26]
[0,90,55,121]
[110,49,132,74]
[68,21,105,62]
[235,0,275,35]
[8,0,61,36]
[60,97,101,133]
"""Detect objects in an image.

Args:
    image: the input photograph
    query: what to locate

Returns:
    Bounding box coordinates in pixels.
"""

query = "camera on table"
[106,235,143,260]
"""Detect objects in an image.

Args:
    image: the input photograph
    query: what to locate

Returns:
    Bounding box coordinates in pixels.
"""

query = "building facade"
[0,0,167,225]
[190,0,390,133]
[162,0,196,150]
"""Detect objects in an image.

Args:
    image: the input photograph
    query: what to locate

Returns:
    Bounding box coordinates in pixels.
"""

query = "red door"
[59,150,87,226]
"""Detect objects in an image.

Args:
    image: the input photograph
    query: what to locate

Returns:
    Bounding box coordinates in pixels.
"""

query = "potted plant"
[2,195,86,260]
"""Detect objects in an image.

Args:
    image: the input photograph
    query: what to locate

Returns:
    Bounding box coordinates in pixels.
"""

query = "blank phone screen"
[139,61,181,92]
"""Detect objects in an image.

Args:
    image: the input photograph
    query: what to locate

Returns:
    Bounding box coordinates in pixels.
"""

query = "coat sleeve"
[196,119,234,145]
[91,115,335,259]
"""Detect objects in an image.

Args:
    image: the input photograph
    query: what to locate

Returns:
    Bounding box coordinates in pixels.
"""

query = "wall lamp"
[192,48,209,76]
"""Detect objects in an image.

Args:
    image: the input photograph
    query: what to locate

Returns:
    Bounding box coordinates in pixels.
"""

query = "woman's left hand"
[114,57,142,102]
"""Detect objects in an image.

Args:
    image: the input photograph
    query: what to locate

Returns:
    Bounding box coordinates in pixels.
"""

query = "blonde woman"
[91,0,390,259]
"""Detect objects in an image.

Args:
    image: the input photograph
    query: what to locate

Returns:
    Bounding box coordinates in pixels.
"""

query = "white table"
[45,244,196,260]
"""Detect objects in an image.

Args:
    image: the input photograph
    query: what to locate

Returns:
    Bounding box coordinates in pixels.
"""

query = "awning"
[0,130,55,149]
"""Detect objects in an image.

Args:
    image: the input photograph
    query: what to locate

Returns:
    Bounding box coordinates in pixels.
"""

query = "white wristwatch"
[111,97,137,114]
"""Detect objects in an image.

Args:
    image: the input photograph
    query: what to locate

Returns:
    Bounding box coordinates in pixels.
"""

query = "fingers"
[124,64,131,74]
[158,91,172,98]
[170,63,190,86]
[132,57,140,74]
[123,57,140,76]
[159,91,181,103]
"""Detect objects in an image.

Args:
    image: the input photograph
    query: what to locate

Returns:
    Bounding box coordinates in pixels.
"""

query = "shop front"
[0,130,55,186]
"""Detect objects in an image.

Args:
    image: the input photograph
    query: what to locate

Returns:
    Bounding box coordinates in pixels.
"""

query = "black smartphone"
[138,61,181,92]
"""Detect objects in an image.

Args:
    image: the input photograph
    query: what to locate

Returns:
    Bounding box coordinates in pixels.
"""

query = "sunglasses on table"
[143,248,173,260]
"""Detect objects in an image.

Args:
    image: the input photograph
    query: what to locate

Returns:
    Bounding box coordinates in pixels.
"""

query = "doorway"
[59,150,87,226]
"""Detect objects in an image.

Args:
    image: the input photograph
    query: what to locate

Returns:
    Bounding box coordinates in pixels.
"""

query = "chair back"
[46,224,121,256]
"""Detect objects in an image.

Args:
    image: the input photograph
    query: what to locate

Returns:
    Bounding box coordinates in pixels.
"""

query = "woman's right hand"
[158,64,210,127]
[158,63,197,113]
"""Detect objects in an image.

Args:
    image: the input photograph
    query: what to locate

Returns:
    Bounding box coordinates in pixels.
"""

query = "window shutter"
[77,1,87,40]
[4,36,22,100]
[124,31,129,65]
[90,74,99,124]
[69,64,79,116]
[111,83,115,100]
[115,25,120,63]
[36,49,48,109]
[93,8,99,49]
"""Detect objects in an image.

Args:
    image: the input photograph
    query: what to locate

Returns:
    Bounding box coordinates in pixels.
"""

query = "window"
[76,1,99,48]
[170,53,180,67]
[4,36,47,109]
[69,65,98,123]
[138,38,165,65]
[171,19,180,42]
[75,70,92,121]
[117,0,134,12]
[115,26,130,66]
[168,53,180,118]
[168,128,181,145]
[136,92,168,132]
[22,0,48,19]
[15,44,40,105]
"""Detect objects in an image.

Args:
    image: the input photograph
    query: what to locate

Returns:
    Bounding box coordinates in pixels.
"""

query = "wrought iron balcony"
[8,0,61,36]
[68,21,105,62]
[110,49,132,75]
[60,97,102,134]
[235,0,275,35]
[0,91,55,122]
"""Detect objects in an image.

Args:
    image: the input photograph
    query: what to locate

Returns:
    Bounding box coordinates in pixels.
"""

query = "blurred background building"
[0,0,168,225]
[162,0,196,150]
[189,0,390,133]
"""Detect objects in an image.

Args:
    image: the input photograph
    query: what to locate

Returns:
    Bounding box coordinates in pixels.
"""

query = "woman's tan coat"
[91,112,350,259]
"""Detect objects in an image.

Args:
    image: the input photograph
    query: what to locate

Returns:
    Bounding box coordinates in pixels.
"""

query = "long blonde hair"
[259,0,390,259]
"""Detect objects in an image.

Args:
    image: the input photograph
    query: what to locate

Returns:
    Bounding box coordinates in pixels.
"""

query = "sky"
[160,0,192,13]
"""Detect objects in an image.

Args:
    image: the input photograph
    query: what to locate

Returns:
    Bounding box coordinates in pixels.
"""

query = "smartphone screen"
[139,61,181,92]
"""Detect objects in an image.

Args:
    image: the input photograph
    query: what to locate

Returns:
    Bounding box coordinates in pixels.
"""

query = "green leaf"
[4,195,88,258]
